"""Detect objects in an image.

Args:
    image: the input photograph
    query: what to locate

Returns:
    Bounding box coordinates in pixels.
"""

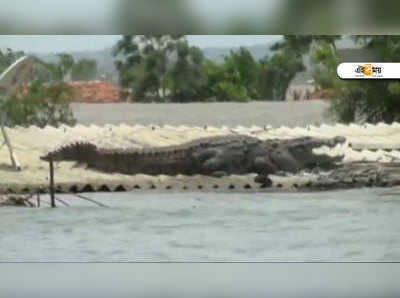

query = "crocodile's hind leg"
[193,148,225,174]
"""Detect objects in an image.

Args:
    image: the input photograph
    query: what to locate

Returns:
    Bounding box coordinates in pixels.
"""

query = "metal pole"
[0,117,21,171]
[49,160,56,208]
[36,193,40,208]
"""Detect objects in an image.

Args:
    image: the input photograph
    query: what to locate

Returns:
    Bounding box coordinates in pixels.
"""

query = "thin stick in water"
[54,196,70,207]
[74,193,109,207]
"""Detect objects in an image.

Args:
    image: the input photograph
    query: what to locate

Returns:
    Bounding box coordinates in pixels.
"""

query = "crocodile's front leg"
[211,171,229,178]
[252,156,277,187]
[194,147,248,176]
[192,148,221,175]
[254,175,273,187]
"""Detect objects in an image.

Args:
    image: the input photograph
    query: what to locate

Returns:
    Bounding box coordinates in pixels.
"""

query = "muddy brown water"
[1,188,399,262]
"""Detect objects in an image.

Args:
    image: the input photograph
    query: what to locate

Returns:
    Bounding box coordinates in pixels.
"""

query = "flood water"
[1,188,400,262]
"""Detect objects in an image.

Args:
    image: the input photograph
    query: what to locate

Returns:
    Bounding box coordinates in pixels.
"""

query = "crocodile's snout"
[333,136,346,144]
[323,136,346,148]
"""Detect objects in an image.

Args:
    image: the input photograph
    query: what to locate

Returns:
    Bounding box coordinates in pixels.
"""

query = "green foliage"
[321,36,400,123]
[278,35,400,123]
[114,35,312,102]
[114,36,142,89]
[198,48,260,102]
[45,54,98,82]
[255,57,273,99]
[329,80,400,123]
[0,49,76,127]
[353,35,400,61]
[114,35,191,101]
[270,35,314,57]
[215,81,248,102]
[223,48,259,99]
[45,54,75,81]
[140,35,175,98]
[3,81,76,127]
[254,35,315,101]
[71,58,98,81]
[388,82,400,96]
[169,42,205,101]
[260,51,305,101]
[265,35,342,101]
[268,35,400,123]
[0,48,24,73]
[199,60,224,100]
[311,41,342,90]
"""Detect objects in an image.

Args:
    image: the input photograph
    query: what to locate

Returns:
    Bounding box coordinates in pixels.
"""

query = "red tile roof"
[70,80,123,103]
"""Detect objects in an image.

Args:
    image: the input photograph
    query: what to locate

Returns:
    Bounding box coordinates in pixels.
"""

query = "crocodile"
[40,135,346,186]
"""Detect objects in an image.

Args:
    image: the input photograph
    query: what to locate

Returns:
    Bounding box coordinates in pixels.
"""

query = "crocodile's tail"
[40,142,98,162]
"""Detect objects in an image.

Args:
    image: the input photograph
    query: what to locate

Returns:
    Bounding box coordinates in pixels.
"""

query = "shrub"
[3,81,76,127]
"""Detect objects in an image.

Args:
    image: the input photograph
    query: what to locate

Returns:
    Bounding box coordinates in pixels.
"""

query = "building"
[70,80,125,103]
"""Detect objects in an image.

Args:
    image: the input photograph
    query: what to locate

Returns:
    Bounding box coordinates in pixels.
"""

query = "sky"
[0,35,282,54]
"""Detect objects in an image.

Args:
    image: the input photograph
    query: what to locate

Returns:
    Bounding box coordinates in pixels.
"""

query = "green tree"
[256,56,273,99]
[0,49,76,127]
[200,60,224,100]
[71,58,98,81]
[3,81,76,127]
[321,36,400,123]
[256,37,308,101]
[261,52,305,101]
[270,35,314,58]
[169,41,205,101]
[0,48,24,73]
[199,57,247,102]
[311,40,342,90]
[45,53,75,81]
[224,48,259,99]
[44,54,99,82]
[258,35,341,101]
[114,35,185,100]
[214,81,248,102]
[198,48,260,102]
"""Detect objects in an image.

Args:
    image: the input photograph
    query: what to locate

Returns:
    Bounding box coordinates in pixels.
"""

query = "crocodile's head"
[288,136,346,152]
[269,136,346,172]
[40,142,98,162]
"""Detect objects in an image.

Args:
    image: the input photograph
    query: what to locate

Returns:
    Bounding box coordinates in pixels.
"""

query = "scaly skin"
[40,135,346,186]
